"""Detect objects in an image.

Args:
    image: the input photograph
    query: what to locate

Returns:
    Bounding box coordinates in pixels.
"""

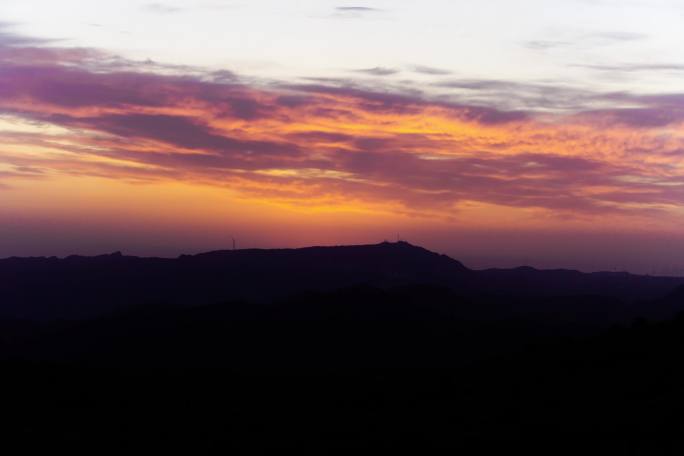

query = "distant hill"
[1,241,683,320]
[476,265,684,300]
[0,242,469,319]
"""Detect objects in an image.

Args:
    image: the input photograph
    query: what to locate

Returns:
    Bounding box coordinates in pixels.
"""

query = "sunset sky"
[3,1,684,273]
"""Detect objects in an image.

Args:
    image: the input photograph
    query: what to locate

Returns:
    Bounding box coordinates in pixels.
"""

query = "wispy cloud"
[574,62,684,73]
[353,67,400,76]
[333,6,383,18]
[408,65,453,76]
[0,22,57,47]
[525,30,648,52]
[434,78,602,112]
[335,6,381,13]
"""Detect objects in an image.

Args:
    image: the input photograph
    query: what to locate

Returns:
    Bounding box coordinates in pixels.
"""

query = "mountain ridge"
[2,241,684,321]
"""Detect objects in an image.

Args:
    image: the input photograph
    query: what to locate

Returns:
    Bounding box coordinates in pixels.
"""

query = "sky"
[2,0,684,274]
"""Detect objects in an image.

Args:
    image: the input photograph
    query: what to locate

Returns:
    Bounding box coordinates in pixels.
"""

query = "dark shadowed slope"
[4,286,684,451]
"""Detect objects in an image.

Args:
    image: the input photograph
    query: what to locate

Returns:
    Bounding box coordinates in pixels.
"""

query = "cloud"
[211,69,238,82]
[335,7,381,12]
[353,67,400,76]
[408,65,452,76]
[524,30,648,53]
[435,78,601,111]
[2,26,684,220]
[0,22,57,47]
[574,63,684,73]
[333,6,383,18]
[0,163,45,189]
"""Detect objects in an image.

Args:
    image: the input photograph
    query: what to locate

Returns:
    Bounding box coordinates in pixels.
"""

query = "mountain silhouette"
[0,241,470,319]
[1,241,683,320]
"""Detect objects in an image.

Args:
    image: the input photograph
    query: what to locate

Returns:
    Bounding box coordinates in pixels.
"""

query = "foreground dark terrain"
[3,242,684,451]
